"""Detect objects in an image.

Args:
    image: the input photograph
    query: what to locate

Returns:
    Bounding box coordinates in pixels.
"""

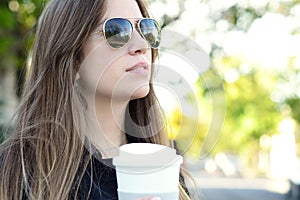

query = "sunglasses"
[92,17,161,49]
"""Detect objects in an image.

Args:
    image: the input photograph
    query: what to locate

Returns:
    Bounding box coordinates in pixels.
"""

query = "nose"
[128,30,150,55]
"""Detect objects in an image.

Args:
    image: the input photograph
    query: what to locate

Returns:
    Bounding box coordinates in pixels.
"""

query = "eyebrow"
[98,17,145,25]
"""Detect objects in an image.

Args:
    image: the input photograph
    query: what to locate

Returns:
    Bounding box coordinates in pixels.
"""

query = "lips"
[126,62,149,75]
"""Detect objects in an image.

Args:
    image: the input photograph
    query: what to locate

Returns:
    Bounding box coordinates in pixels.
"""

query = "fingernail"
[151,197,161,200]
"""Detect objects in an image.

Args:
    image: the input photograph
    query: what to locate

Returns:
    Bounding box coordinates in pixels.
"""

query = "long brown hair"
[0,0,191,199]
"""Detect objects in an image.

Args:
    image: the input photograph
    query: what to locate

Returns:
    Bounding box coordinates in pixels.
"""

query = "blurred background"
[0,0,300,199]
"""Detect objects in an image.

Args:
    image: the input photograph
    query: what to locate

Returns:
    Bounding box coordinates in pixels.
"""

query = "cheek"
[95,60,151,100]
[96,68,120,95]
[82,40,95,58]
[79,39,122,93]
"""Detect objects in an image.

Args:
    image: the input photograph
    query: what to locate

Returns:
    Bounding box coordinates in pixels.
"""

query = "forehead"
[103,0,143,19]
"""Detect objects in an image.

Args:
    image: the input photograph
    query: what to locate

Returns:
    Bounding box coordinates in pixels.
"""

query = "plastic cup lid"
[113,143,183,168]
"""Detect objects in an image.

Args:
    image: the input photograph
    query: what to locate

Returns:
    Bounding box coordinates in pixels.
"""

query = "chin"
[130,85,150,100]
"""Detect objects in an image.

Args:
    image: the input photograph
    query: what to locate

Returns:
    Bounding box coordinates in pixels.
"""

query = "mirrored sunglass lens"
[104,18,132,48]
[140,19,161,48]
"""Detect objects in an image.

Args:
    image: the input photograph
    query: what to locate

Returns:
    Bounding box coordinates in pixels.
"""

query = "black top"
[15,140,189,199]
[74,155,119,199]
[71,143,190,200]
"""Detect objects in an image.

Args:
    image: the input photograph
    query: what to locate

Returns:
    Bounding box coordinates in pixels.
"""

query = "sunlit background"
[0,0,300,199]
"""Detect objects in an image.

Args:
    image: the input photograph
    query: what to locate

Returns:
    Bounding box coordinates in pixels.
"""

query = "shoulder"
[71,153,118,200]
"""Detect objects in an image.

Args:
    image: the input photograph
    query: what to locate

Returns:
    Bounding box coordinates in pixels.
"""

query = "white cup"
[113,143,183,200]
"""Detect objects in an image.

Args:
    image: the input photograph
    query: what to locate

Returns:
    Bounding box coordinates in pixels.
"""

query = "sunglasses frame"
[91,17,161,49]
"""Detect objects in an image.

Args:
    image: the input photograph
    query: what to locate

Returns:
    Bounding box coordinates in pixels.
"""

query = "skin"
[79,0,152,158]
[137,197,161,200]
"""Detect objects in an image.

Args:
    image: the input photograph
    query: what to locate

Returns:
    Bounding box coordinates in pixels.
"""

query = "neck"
[87,94,129,158]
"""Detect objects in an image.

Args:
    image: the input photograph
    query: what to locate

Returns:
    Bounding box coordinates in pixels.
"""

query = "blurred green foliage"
[0,0,44,93]
[287,98,300,124]
[0,0,45,140]
[163,0,300,174]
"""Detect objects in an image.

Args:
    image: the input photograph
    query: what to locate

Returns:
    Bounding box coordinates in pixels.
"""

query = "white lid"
[113,143,182,168]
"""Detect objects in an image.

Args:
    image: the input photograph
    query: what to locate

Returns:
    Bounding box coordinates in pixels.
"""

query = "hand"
[135,197,161,200]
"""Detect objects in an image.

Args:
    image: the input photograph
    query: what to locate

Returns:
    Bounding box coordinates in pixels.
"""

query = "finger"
[136,197,161,200]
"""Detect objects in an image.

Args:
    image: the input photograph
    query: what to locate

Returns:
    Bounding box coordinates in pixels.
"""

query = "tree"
[0,0,46,141]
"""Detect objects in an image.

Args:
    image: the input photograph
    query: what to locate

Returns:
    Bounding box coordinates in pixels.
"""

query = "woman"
[0,0,191,199]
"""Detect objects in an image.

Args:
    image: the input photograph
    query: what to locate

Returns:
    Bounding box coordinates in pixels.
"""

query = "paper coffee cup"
[113,143,183,200]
